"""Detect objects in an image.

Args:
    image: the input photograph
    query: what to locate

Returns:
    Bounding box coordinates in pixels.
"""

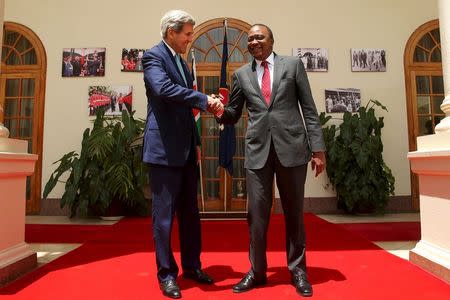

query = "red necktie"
[261,61,271,105]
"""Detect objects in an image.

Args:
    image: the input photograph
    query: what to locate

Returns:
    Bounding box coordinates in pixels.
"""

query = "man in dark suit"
[216,24,326,297]
[142,10,221,299]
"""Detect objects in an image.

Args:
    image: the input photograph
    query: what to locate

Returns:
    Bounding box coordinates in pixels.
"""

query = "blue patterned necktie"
[175,54,187,86]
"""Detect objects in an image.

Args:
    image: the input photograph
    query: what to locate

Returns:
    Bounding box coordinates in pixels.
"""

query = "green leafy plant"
[43,109,148,217]
[320,99,395,214]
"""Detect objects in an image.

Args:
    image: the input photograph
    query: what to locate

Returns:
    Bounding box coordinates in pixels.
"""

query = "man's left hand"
[311,151,326,177]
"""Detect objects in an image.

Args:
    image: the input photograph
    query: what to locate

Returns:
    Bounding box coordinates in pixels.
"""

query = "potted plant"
[320,99,395,214]
[43,108,148,218]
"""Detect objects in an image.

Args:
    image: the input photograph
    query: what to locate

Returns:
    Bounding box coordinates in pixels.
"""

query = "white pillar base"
[410,240,450,282]
[0,242,37,287]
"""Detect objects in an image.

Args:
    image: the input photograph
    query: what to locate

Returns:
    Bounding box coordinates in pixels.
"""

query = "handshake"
[207,94,224,117]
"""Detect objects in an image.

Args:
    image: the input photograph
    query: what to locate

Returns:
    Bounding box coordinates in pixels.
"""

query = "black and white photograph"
[325,88,361,113]
[351,48,386,72]
[292,48,328,72]
[121,48,145,72]
[88,85,133,116]
[62,48,106,77]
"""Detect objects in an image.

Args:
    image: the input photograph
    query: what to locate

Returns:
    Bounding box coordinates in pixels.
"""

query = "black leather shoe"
[291,273,313,297]
[183,268,214,284]
[232,273,267,293]
[159,280,181,299]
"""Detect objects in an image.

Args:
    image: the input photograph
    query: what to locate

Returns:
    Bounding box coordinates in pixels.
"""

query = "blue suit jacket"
[142,41,207,166]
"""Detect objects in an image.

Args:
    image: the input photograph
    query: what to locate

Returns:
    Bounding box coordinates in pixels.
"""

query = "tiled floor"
[25,213,419,267]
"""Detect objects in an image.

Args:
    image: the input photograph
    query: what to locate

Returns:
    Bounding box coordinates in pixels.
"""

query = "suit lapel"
[269,54,284,108]
[158,42,189,87]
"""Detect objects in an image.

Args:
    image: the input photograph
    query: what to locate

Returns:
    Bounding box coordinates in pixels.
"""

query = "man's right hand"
[207,95,224,115]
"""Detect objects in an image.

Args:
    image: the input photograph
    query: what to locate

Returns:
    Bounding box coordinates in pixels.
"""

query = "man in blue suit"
[142,10,221,299]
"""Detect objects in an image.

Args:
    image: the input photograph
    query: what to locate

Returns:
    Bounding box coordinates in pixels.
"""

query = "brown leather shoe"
[232,273,267,293]
[183,268,214,284]
[159,279,181,299]
[291,273,313,297]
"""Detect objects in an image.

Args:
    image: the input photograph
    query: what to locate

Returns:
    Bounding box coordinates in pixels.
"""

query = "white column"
[0,139,38,287]
[406,0,450,283]
[435,0,450,133]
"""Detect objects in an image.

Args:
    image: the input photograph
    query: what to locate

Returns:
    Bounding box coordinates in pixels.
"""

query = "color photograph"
[62,48,106,77]
[88,85,132,116]
[121,48,145,72]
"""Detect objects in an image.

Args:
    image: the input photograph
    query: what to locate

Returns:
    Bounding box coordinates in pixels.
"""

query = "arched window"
[186,18,251,217]
[1,22,47,214]
[404,19,444,210]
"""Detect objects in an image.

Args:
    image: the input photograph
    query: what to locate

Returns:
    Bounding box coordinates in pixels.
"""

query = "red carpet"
[1,214,448,299]
[339,222,421,241]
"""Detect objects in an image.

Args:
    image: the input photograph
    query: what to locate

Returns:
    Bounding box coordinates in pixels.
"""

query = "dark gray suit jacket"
[219,53,325,169]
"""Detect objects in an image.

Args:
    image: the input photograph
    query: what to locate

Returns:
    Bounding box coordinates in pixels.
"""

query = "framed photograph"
[62,48,106,77]
[351,48,386,72]
[325,88,361,113]
[121,48,145,72]
[88,85,133,116]
[292,48,328,72]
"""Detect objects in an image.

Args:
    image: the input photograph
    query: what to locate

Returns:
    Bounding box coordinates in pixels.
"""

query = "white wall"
[3,0,438,198]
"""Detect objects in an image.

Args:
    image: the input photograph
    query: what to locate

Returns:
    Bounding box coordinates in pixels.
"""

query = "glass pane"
[203,138,218,157]
[205,48,220,63]
[431,29,440,44]
[205,180,219,199]
[432,96,444,114]
[193,34,212,51]
[227,28,240,44]
[235,137,245,157]
[232,159,245,178]
[418,33,435,50]
[416,76,430,94]
[22,49,37,64]
[434,115,444,127]
[3,31,19,46]
[245,52,252,62]
[6,51,21,65]
[208,28,223,45]
[204,76,219,94]
[430,48,442,62]
[15,36,33,53]
[192,49,205,63]
[22,79,35,96]
[2,47,10,61]
[5,99,19,117]
[235,118,246,136]
[27,139,33,153]
[197,76,204,93]
[26,176,31,200]
[416,96,430,114]
[204,117,220,136]
[6,79,20,97]
[21,99,34,117]
[5,119,18,137]
[204,159,219,178]
[413,47,428,62]
[232,178,247,199]
[20,119,32,137]
[238,34,248,52]
[431,76,444,94]
[229,48,244,63]
[418,116,433,136]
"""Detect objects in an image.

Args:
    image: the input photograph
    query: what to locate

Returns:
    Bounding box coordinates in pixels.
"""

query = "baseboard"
[410,241,450,283]
[38,195,415,216]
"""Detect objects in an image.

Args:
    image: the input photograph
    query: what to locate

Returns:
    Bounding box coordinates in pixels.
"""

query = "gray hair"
[160,10,195,38]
